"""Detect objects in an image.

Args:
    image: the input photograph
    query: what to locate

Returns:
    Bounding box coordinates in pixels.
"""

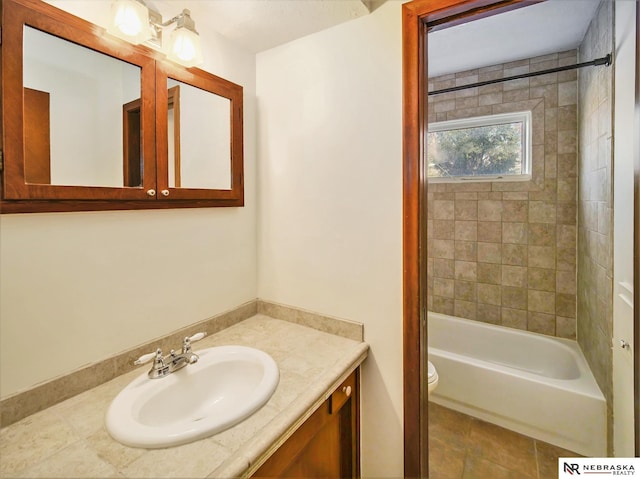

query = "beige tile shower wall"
[426,51,578,339]
[576,0,613,450]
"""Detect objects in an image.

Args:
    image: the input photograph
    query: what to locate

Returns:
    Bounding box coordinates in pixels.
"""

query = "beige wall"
[577,0,614,451]
[256,2,404,476]
[426,52,578,339]
[0,2,258,398]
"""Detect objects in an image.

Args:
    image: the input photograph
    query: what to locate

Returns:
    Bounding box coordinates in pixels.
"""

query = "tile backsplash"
[426,51,578,339]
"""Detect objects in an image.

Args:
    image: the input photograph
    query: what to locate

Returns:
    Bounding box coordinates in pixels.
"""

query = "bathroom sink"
[106,345,279,448]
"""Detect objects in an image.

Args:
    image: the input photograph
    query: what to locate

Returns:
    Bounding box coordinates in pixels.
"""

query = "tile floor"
[428,402,582,479]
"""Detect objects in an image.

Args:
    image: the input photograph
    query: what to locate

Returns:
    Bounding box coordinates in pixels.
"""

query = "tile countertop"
[0,315,369,478]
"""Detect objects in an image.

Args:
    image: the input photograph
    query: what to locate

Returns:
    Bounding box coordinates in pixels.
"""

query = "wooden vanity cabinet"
[252,369,360,479]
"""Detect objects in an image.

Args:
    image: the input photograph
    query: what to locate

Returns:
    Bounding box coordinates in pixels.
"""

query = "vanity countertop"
[0,315,368,478]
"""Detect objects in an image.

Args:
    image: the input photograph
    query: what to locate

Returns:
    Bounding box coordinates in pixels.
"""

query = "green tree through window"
[427,112,530,180]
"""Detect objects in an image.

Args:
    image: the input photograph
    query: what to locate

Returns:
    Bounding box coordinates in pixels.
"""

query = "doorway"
[402,0,639,476]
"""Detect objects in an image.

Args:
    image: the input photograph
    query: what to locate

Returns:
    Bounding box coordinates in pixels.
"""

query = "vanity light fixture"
[165,9,204,68]
[108,0,204,67]
[109,0,152,44]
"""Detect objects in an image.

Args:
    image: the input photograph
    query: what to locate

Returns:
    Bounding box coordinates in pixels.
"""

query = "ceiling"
[428,0,602,77]
[160,0,600,62]
[50,0,601,65]
[158,0,385,53]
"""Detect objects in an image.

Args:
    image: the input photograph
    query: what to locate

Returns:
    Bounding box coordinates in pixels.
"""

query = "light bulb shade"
[108,0,151,44]
[168,26,203,67]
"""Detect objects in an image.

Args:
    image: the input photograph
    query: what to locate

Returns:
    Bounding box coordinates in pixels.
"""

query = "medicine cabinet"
[1,0,244,213]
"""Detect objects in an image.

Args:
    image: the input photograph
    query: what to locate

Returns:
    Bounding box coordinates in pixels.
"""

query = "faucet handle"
[183,332,207,354]
[134,348,163,365]
[188,332,207,343]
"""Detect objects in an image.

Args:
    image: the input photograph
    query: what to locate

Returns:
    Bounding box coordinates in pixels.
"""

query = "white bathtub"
[428,312,606,457]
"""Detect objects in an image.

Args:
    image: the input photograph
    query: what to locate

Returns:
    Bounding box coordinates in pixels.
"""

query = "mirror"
[122,86,181,188]
[23,26,142,188]
[155,60,243,202]
[167,79,232,190]
[1,0,243,212]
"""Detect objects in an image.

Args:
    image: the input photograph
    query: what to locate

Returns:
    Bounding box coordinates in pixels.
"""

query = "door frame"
[634,0,639,458]
[401,1,546,476]
[403,0,640,470]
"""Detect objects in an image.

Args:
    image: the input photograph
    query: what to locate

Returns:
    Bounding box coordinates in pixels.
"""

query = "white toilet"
[427,360,439,395]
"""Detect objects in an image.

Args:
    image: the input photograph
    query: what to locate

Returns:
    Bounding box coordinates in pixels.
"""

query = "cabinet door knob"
[342,386,352,397]
[146,189,156,197]
[161,189,170,197]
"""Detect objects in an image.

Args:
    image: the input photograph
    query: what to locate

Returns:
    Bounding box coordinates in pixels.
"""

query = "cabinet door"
[1,0,245,213]
[253,369,359,479]
[2,0,156,202]
[154,61,243,204]
[278,411,342,478]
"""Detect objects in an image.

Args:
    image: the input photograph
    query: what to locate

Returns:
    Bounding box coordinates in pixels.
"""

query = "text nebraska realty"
[565,462,635,475]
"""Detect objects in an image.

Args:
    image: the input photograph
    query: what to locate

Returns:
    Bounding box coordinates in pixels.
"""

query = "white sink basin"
[106,345,279,448]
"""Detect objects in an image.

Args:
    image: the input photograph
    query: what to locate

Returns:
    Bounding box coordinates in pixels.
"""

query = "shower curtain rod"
[428,53,612,96]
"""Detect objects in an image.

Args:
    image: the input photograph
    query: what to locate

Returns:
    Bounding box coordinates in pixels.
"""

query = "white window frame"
[427,110,532,183]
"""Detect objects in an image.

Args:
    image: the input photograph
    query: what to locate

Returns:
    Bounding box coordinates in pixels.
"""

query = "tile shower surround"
[426,51,579,339]
[576,0,614,452]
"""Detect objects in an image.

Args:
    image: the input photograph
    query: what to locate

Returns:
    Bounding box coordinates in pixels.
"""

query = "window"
[427,111,532,182]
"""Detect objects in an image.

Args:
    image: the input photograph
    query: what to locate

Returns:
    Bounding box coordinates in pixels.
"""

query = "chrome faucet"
[134,332,207,379]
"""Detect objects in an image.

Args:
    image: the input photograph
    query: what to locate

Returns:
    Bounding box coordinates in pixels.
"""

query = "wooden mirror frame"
[0,0,244,213]
[123,86,181,188]
[1,0,157,205]
[156,61,244,202]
